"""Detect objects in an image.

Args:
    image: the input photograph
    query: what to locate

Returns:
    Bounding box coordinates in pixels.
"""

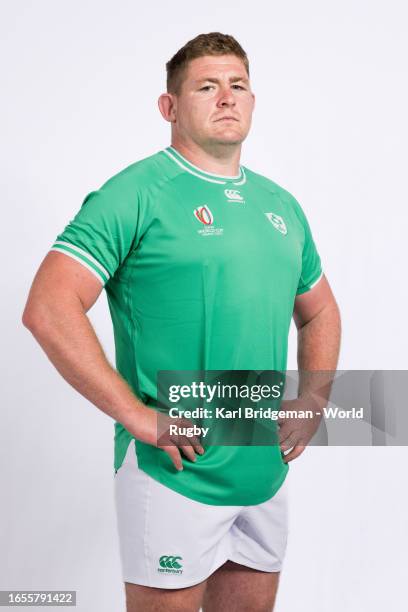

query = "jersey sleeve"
[50,179,143,286]
[291,196,323,295]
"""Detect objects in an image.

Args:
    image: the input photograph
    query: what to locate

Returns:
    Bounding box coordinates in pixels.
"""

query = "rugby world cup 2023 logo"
[193,205,223,236]
[194,205,214,225]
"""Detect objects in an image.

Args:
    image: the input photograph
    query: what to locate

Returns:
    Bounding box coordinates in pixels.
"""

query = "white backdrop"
[1,1,407,610]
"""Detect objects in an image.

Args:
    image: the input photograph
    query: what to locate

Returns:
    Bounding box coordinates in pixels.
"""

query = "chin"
[220,138,245,146]
[211,132,246,146]
[217,139,244,146]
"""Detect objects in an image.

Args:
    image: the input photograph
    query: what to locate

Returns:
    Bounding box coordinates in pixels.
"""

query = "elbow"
[22,304,39,334]
[22,301,49,336]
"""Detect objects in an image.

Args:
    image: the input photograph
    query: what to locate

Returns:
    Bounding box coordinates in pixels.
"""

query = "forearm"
[296,301,341,407]
[23,296,154,442]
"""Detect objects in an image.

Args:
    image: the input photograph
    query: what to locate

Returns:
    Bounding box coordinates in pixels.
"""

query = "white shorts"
[114,439,289,589]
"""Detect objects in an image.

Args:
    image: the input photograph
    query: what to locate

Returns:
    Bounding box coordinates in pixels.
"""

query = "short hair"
[166,32,250,94]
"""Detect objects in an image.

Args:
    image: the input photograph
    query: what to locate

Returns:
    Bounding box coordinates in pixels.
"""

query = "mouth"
[214,117,239,122]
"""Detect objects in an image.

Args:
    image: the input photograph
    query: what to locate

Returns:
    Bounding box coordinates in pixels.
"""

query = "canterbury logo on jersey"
[194,205,214,225]
[224,188,244,202]
[265,212,287,235]
[157,555,183,574]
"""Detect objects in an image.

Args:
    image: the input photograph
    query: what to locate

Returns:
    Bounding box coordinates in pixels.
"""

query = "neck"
[170,138,242,177]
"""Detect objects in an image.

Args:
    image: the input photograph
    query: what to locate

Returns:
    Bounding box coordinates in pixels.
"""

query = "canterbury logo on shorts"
[157,555,183,574]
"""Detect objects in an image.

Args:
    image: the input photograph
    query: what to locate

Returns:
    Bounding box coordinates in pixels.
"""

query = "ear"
[158,93,177,123]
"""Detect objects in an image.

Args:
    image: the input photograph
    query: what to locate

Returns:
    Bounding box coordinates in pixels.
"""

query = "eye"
[199,85,214,91]
[232,84,245,90]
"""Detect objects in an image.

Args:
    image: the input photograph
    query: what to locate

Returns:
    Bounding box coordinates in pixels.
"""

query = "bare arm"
[279,275,341,462]
[294,273,341,371]
[22,252,203,470]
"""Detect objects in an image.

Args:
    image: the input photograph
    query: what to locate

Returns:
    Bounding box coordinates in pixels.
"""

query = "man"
[22,32,340,612]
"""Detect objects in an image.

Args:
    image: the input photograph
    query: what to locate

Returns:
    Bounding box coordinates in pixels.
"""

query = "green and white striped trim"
[297,270,324,295]
[309,270,324,289]
[50,241,110,285]
[163,146,247,185]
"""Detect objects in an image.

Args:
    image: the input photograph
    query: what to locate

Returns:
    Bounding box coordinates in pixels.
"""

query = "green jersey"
[50,146,322,505]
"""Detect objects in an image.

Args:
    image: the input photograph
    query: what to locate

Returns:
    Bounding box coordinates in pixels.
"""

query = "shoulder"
[244,166,296,201]
[244,165,306,219]
[99,149,181,197]
[78,151,178,223]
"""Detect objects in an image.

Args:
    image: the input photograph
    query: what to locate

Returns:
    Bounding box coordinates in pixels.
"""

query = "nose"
[216,86,236,108]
